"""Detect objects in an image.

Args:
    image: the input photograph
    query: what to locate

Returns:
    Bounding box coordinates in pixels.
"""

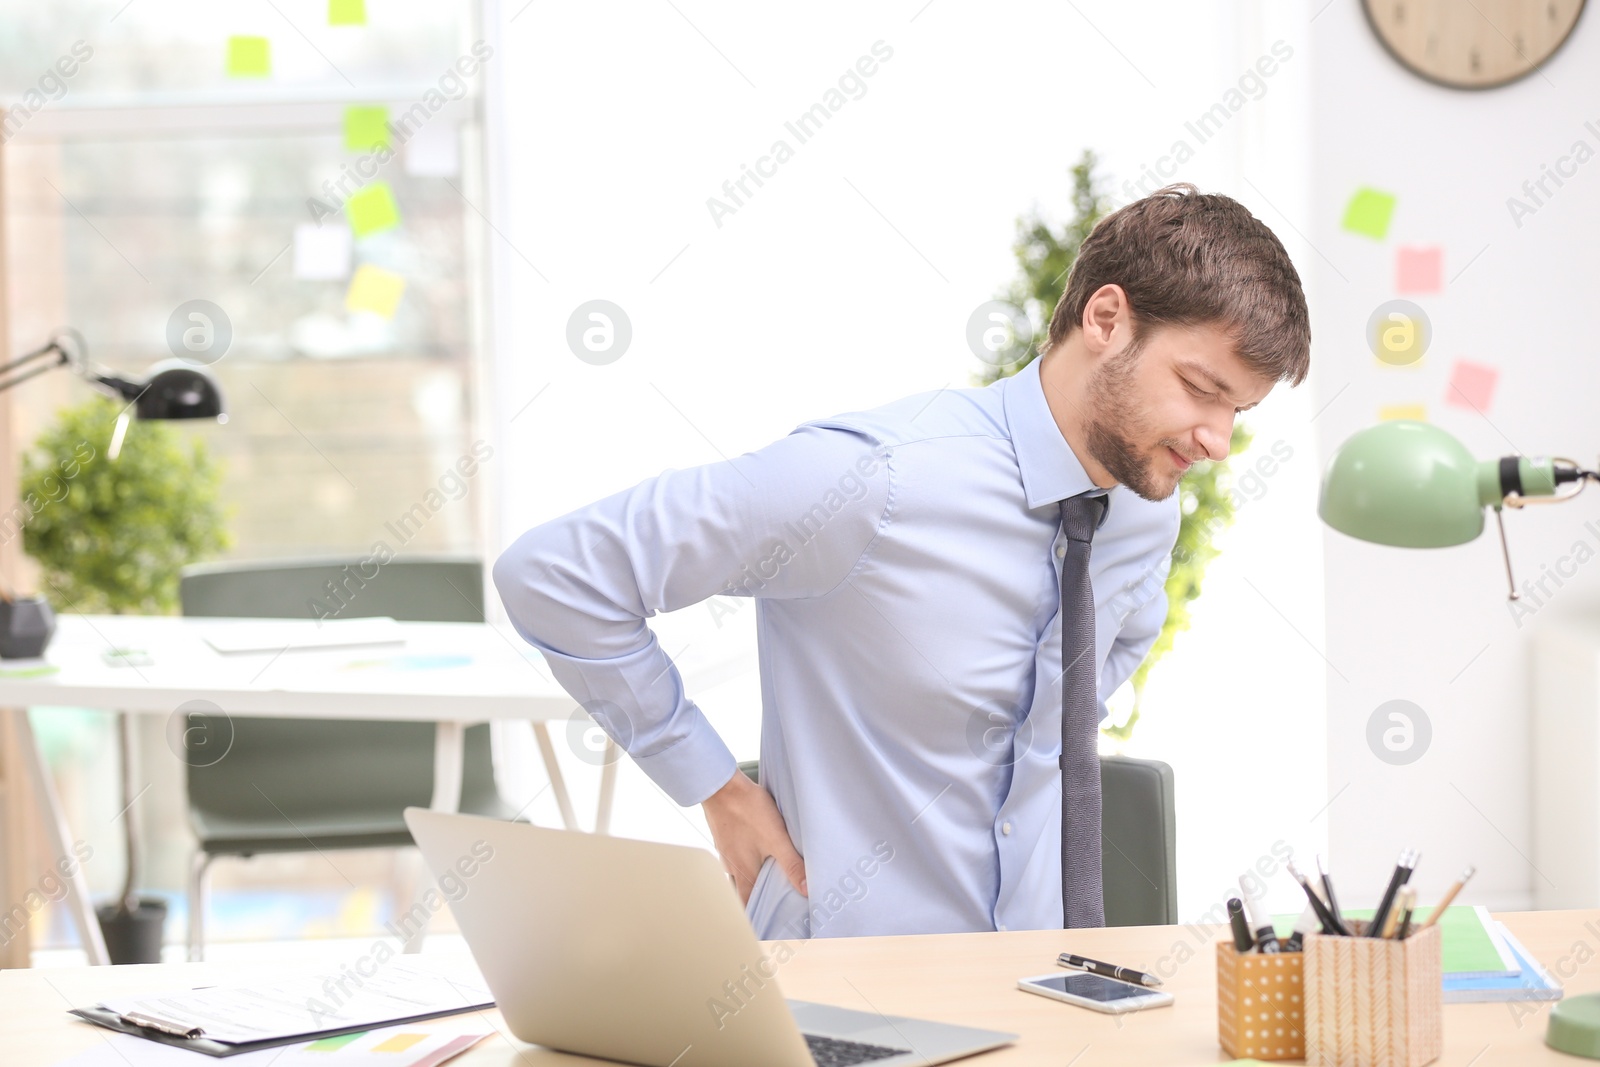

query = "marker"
[1056,953,1163,988]
[1283,901,1319,952]
[1227,897,1255,953]
[1367,849,1419,938]
[1317,854,1347,933]
[1238,876,1280,953]
[1418,865,1476,930]
[1285,858,1350,936]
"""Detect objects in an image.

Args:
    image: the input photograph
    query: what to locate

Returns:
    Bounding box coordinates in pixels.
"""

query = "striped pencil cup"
[1217,940,1306,1061]
[1304,919,1442,1067]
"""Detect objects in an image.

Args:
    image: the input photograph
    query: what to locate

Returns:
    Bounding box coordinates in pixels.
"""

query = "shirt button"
[997,924,1008,932]
[1001,821,1012,835]
[1055,542,1066,559]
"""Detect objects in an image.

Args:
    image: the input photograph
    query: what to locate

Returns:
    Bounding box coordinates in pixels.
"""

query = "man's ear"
[1079,283,1131,357]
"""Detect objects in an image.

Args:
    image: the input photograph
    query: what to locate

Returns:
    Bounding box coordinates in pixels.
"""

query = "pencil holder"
[1216,939,1306,1061]
[1304,919,1442,1067]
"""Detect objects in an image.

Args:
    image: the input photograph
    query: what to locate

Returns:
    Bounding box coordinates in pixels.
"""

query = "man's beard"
[1082,345,1188,502]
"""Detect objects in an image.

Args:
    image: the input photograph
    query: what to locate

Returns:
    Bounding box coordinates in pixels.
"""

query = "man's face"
[1083,320,1276,502]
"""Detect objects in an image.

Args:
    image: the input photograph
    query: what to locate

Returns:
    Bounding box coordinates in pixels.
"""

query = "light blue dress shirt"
[493,356,1180,938]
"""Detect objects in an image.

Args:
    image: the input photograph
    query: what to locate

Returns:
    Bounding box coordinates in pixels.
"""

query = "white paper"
[95,958,491,1045]
[404,122,460,177]
[203,616,406,655]
[51,1023,491,1065]
[293,223,353,280]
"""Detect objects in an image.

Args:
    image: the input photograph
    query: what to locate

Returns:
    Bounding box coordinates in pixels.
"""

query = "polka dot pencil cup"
[1217,939,1306,1061]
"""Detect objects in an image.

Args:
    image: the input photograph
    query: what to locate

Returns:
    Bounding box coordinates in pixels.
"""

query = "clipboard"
[68,1001,492,1058]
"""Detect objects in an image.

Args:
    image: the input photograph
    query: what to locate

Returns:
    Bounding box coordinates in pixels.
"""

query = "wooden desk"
[7,910,1596,1065]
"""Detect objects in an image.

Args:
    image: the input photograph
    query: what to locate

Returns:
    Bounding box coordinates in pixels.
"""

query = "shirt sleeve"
[1099,582,1168,706]
[492,423,893,807]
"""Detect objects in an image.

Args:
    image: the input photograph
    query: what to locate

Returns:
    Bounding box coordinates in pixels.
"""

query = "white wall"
[485,0,1329,924]
[1309,2,1600,911]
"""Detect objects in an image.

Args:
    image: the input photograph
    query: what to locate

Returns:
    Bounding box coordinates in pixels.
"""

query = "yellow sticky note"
[345,182,400,237]
[226,36,271,78]
[346,264,406,319]
[1342,187,1396,240]
[329,0,367,25]
[1379,404,1426,422]
[372,1033,427,1052]
[345,106,391,152]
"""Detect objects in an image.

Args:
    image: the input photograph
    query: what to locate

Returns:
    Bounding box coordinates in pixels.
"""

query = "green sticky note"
[345,182,400,237]
[344,106,391,152]
[226,36,271,78]
[306,1031,366,1051]
[1342,187,1396,240]
[328,0,367,25]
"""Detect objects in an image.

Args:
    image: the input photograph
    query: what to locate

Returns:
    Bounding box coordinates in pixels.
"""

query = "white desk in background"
[0,612,755,966]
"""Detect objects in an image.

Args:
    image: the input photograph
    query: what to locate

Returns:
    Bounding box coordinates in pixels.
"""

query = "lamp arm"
[0,329,88,394]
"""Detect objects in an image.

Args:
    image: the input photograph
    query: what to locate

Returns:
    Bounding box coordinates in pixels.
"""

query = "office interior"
[2,1,1599,1065]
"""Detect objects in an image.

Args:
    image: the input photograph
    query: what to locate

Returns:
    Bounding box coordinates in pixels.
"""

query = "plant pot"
[0,597,56,659]
[95,897,168,965]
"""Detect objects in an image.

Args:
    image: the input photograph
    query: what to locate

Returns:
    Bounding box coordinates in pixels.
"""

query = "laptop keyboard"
[803,1032,909,1066]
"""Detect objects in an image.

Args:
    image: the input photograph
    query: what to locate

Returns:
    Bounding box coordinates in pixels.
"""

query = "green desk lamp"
[1318,419,1595,600]
[1322,421,1600,1057]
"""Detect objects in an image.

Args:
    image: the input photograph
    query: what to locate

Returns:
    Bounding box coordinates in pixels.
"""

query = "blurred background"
[0,0,1593,964]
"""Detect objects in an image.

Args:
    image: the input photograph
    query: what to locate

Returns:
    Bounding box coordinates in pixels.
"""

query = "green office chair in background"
[737,752,1177,927]
[177,556,522,961]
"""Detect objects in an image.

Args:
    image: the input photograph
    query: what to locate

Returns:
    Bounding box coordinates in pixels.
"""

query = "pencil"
[1417,865,1476,930]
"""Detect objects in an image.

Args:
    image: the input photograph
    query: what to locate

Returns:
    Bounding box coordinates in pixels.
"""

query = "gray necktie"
[1058,491,1108,929]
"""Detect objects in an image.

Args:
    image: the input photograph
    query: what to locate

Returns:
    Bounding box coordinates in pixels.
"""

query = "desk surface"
[6,909,1594,1066]
[0,613,752,720]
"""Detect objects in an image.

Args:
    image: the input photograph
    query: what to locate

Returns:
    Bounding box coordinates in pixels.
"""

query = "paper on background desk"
[202,617,405,655]
[52,1023,493,1066]
[94,958,491,1044]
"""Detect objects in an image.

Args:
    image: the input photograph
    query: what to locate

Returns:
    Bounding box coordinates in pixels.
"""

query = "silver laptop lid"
[404,808,815,1067]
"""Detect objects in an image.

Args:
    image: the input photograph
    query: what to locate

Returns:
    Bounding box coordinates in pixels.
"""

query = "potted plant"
[978,150,1253,743]
[20,396,228,963]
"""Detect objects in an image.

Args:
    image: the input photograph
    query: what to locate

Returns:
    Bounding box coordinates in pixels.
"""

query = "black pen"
[1317,854,1347,932]
[1285,858,1349,936]
[1283,901,1319,952]
[1367,849,1419,937]
[1227,897,1255,953]
[1057,953,1163,988]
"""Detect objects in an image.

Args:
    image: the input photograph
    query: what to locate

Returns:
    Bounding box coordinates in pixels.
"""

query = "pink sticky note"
[1446,360,1498,412]
[1396,246,1442,294]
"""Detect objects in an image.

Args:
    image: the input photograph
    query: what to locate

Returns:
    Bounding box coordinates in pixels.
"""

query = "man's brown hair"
[1044,183,1310,386]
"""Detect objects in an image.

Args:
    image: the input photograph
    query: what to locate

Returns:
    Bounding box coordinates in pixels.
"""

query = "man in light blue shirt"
[494,184,1310,937]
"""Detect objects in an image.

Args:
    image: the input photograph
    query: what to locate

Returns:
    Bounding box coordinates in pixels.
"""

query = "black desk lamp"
[0,328,227,421]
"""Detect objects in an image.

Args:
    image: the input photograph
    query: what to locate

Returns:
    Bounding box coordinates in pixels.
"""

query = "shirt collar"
[1003,355,1107,511]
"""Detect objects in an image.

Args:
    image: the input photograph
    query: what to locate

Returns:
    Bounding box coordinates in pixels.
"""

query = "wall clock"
[1362,0,1587,89]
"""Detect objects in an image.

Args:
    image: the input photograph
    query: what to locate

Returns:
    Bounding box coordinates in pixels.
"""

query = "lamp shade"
[1318,420,1498,548]
[134,361,225,420]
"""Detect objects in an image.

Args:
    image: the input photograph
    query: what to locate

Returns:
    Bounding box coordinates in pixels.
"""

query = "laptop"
[404,808,1016,1066]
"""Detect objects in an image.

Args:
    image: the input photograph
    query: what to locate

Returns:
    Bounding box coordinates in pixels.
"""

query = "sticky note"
[293,223,352,280]
[1447,360,1499,412]
[405,121,461,177]
[1379,404,1426,422]
[329,0,367,24]
[226,36,271,78]
[345,106,390,152]
[345,182,400,237]
[373,1033,428,1052]
[1397,246,1442,293]
[1342,187,1396,240]
[306,1031,365,1050]
[346,264,406,319]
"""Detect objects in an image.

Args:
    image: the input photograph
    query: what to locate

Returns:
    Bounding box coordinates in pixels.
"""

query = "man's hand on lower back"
[702,768,808,906]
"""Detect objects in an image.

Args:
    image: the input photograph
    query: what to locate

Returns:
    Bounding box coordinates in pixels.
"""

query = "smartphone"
[1017,971,1175,1013]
